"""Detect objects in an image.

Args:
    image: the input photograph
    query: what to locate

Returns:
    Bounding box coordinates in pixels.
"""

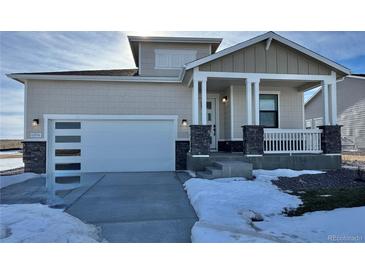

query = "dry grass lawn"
[0,139,23,150]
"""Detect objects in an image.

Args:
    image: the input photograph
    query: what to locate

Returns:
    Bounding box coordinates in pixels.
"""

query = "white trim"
[191,155,210,158]
[185,32,350,74]
[128,35,222,45]
[201,79,207,125]
[230,85,234,139]
[322,81,330,125]
[302,92,305,129]
[194,71,337,82]
[24,80,28,139]
[138,42,142,75]
[245,79,252,125]
[253,81,260,125]
[8,74,182,83]
[330,82,337,125]
[347,75,365,80]
[176,138,190,141]
[265,37,272,51]
[192,78,199,124]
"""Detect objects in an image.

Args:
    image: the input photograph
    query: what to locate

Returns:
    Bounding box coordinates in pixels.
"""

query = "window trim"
[259,91,280,128]
[154,49,197,70]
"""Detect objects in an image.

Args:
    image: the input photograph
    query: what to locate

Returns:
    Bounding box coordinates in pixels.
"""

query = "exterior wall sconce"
[32,119,39,127]
[222,96,228,103]
[181,119,188,126]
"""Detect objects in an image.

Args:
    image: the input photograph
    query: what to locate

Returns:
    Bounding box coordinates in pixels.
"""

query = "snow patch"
[185,169,365,243]
[0,158,24,171]
[0,204,101,243]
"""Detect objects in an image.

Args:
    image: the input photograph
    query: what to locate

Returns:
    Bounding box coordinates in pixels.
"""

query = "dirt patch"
[273,169,365,216]
[342,152,365,169]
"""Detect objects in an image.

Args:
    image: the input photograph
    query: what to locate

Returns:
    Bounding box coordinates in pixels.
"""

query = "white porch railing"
[263,129,322,154]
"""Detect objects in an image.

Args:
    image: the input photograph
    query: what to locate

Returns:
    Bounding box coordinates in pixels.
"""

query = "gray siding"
[139,42,211,77]
[200,40,333,75]
[26,80,192,140]
[232,84,304,138]
[305,77,365,150]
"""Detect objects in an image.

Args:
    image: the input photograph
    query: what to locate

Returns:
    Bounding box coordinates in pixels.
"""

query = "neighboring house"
[305,75,365,151]
[8,31,351,177]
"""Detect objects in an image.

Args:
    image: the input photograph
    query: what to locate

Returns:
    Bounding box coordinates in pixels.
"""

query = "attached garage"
[46,115,178,175]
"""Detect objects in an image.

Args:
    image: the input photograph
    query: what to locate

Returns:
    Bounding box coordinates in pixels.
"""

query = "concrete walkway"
[66,172,197,243]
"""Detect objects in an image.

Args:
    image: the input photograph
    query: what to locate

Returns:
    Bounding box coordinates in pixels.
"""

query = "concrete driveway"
[65,172,197,243]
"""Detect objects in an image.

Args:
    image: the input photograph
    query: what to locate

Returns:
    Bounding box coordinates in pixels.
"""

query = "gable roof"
[184,31,351,75]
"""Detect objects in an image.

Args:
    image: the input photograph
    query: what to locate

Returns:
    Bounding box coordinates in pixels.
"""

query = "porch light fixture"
[32,119,39,127]
[222,96,228,103]
[181,119,188,126]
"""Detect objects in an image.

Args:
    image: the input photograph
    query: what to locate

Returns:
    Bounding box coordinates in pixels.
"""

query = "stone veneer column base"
[190,125,211,156]
[318,125,342,154]
[175,141,190,170]
[242,125,264,156]
[23,141,47,174]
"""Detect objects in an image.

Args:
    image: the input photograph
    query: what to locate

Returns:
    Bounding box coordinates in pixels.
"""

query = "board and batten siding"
[26,80,192,140]
[199,40,333,75]
[305,77,365,150]
[139,42,211,77]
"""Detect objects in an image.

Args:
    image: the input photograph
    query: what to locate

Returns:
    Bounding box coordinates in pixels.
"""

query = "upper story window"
[155,49,197,69]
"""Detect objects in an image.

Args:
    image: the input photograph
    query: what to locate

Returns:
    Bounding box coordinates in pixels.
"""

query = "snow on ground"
[0,173,41,189]
[0,204,101,243]
[0,158,24,171]
[185,169,365,243]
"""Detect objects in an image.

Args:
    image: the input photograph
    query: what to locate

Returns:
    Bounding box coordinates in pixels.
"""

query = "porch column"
[245,79,252,125]
[192,79,199,124]
[253,80,260,125]
[322,81,330,125]
[329,82,337,125]
[201,79,207,125]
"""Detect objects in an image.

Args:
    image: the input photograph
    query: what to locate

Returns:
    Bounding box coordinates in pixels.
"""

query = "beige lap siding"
[26,80,192,140]
[231,85,304,139]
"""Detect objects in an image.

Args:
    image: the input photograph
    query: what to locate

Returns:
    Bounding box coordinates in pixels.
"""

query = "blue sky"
[1,31,364,139]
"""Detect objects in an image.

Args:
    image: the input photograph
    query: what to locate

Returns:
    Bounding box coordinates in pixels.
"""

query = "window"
[259,94,278,128]
[305,119,313,129]
[55,136,81,143]
[155,49,197,69]
[55,122,81,129]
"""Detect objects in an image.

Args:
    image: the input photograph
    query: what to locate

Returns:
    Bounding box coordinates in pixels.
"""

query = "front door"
[207,98,217,150]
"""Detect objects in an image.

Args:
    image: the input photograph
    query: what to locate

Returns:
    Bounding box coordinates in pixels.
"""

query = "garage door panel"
[50,118,176,174]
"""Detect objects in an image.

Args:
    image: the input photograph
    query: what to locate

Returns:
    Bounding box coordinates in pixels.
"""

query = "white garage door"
[49,117,176,174]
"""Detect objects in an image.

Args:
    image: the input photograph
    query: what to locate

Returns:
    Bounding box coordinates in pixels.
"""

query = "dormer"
[128,36,222,77]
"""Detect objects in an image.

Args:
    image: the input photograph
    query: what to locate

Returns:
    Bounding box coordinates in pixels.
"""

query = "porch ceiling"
[206,78,320,92]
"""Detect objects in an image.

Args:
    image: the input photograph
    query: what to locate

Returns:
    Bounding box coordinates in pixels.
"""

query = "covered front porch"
[185,71,342,174]
[189,69,340,156]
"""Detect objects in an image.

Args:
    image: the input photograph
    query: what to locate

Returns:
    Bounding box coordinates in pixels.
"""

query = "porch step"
[197,160,253,180]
